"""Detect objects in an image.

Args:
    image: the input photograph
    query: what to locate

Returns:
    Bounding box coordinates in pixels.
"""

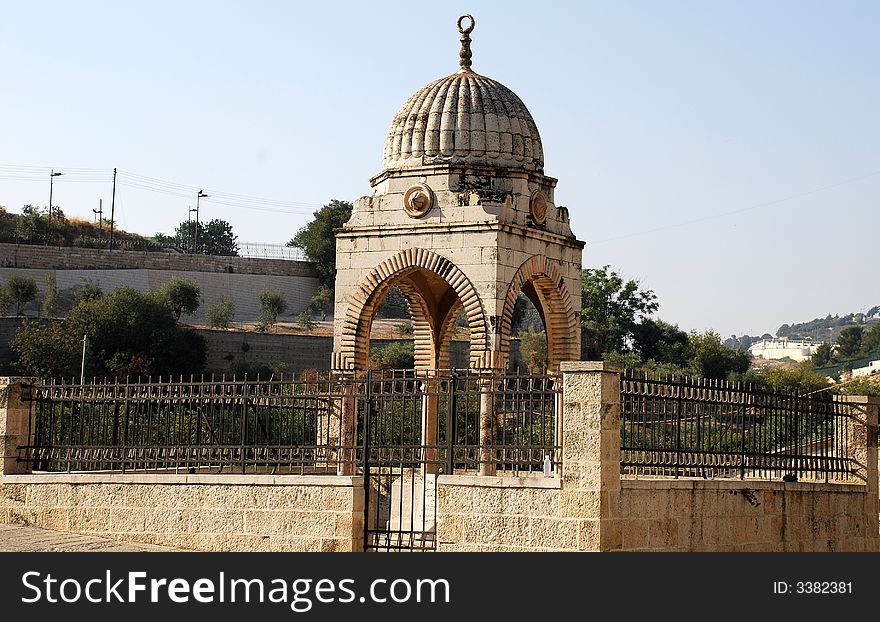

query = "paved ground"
[0,524,182,552]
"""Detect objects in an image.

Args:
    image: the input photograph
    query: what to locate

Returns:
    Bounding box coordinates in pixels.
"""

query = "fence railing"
[620,372,866,483]
[17,370,560,477]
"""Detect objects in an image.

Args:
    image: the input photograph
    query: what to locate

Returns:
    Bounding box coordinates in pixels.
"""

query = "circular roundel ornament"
[529,190,548,225]
[403,184,434,218]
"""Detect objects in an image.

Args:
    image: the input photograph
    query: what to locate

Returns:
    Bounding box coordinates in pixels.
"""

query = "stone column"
[336,372,358,477]
[1,378,37,476]
[839,395,879,549]
[558,362,622,551]
[478,375,497,476]
[421,376,439,475]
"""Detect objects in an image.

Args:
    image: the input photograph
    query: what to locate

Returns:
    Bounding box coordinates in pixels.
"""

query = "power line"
[0,163,326,214]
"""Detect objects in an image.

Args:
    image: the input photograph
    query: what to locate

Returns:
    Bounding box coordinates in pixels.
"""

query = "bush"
[297,310,316,333]
[1,274,38,315]
[258,289,287,330]
[370,341,415,369]
[12,286,206,379]
[41,274,58,317]
[518,326,547,373]
[206,297,235,329]
[153,278,201,321]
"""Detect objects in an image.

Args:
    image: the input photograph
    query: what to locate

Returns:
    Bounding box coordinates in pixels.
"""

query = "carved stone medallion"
[404,184,434,218]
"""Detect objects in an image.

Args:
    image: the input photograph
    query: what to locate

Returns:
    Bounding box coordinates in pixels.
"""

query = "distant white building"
[852,359,880,378]
[748,338,820,362]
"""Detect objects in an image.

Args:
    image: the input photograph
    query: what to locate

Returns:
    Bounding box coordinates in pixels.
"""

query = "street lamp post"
[49,170,63,219]
[193,190,208,254]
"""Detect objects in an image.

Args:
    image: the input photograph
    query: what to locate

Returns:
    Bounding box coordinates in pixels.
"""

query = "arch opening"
[499,255,580,372]
[337,248,488,372]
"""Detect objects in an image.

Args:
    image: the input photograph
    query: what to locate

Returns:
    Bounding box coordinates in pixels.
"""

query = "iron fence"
[17,370,560,477]
[620,372,866,483]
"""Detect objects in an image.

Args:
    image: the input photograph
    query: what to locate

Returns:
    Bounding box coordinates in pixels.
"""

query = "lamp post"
[193,190,208,254]
[49,170,63,219]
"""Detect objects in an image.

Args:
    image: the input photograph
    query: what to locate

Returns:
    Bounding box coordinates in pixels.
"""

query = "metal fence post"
[446,370,456,476]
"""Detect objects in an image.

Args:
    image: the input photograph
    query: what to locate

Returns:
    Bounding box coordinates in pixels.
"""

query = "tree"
[2,274,39,315]
[861,330,880,357]
[741,364,830,395]
[370,342,415,369]
[287,199,353,285]
[11,321,79,378]
[153,278,202,321]
[156,218,239,256]
[75,281,103,304]
[41,273,58,317]
[518,326,547,373]
[837,326,864,358]
[580,266,658,359]
[200,219,239,256]
[377,286,409,319]
[12,287,206,378]
[257,289,287,330]
[811,342,833,367]
[631,318,690,367]
[206,297,235,329]
[687,330,750,380]
[310,284,333,321]
[858,323,880,356]
[297,310,317,333]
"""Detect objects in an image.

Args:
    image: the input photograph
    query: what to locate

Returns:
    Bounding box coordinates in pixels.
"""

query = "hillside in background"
[725,306,879,351]
[0,205,162,251]
[777,309,879,342]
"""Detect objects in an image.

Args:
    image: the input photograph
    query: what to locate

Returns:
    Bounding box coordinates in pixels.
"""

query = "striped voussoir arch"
[336,247,489,371]
[499,255,580,371]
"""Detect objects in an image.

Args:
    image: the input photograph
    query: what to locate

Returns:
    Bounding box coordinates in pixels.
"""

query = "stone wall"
[436,476,569,551]
[0,474,363,552]
[0,242,316,277]
[0,267,319,324]
[198,331,475,375]
[619,479,877,552]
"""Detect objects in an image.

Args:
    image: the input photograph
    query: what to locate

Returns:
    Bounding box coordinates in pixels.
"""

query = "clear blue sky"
[1,1,877,338]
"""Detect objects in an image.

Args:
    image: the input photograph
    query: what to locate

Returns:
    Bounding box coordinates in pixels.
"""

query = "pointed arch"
[499,255,580,371]
[336,248,489,371]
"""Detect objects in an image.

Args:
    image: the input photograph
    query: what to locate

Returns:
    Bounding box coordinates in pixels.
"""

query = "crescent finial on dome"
[457,14,475,72]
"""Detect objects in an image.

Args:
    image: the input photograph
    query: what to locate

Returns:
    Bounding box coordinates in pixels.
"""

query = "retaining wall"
[0,474,363,552]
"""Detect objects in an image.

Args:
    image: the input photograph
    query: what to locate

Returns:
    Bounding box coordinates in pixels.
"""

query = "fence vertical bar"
[241,377,248,474]
[739,393,746,480]
[362,370,372,551]
[446,370,456,476]
[675,387,681,479]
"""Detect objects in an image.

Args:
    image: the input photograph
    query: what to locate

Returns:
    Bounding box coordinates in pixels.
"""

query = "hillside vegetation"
[0,205,160,250]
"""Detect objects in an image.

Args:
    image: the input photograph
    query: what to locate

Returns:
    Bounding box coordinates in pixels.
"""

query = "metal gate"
[361,371,448,552]
[360,369,561,552]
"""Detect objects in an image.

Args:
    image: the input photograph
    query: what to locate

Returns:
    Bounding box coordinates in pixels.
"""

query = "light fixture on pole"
[93,199,103,231]
[49,170,63,219]
[194,190,208,254]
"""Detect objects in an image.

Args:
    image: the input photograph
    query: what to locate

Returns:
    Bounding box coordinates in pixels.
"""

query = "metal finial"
[457,14,475,72]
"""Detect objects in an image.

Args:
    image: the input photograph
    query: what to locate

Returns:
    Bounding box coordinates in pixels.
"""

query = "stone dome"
[383,71,544,174]
[381,15,546,175]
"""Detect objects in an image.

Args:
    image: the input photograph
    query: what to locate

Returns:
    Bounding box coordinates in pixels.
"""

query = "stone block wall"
[436,476,567,551]
[0,242,316,277]
[619,479,879,552]
[0,267,319,324]
[0,474,363,552]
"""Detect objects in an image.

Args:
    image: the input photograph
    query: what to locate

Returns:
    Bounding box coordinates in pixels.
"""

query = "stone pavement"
[0,524,182,552]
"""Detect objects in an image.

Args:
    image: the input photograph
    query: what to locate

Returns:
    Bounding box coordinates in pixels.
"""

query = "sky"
[1,0,877,338]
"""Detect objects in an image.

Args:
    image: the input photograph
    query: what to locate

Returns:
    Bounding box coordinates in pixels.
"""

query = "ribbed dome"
[383,71,544,173]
